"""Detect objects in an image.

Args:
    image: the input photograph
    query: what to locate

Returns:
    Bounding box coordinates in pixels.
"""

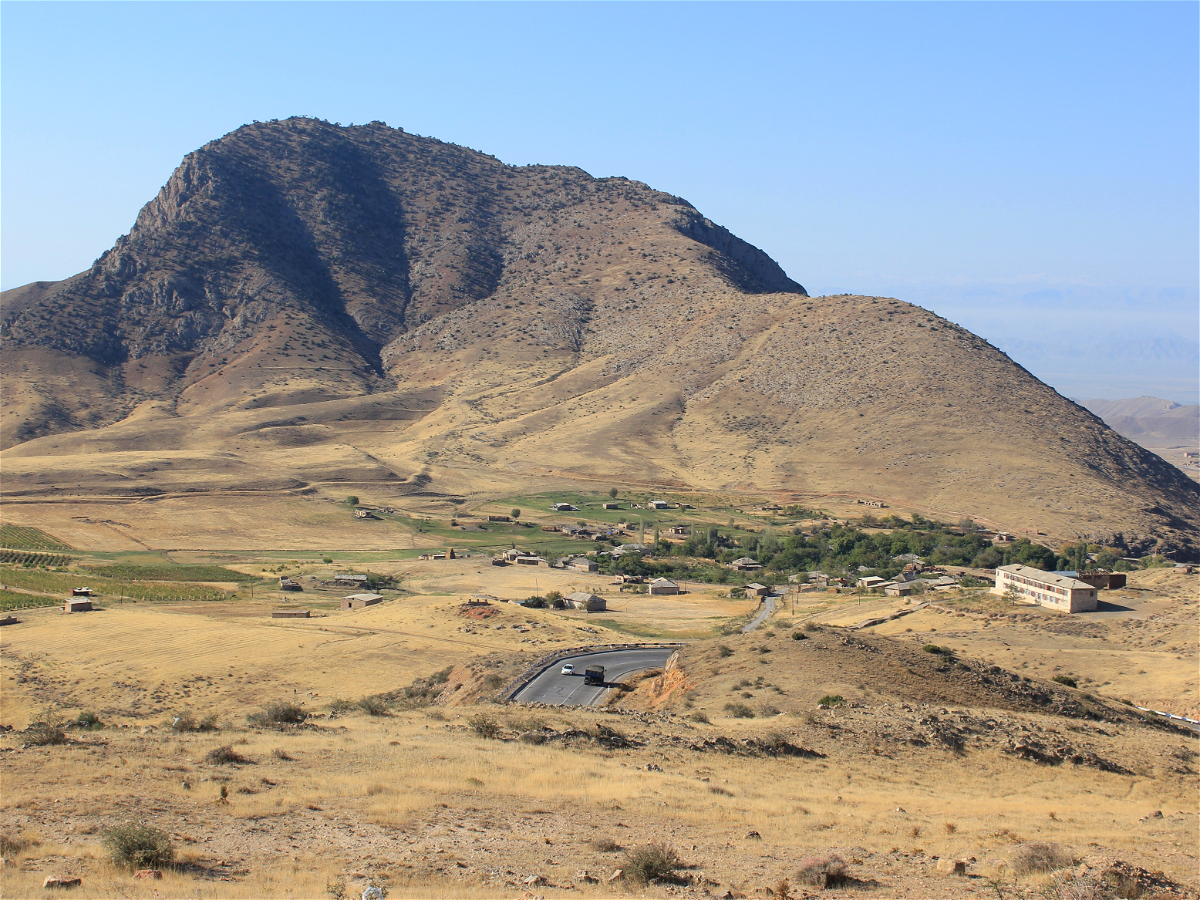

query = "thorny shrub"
[171,712,218,732]
[468,714,501,739]
[1010,842,1074,876]
[205,745,252,765]
[795,854,849,889]
[23,718,67,746]
[100,823,175,870]
[724,702,755,718]
[247,701,306,728]
[621,842,684,884]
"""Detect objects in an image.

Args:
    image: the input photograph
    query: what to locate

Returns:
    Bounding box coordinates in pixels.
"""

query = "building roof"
[745,583,768,591]
[997,564,1091,591]
[566,591,603,602]
[650,577,677,587]
[731,557,760,566]
[343,593,384,602]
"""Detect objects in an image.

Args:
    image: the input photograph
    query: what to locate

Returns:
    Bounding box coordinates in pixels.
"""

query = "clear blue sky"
[3,1,1197,402]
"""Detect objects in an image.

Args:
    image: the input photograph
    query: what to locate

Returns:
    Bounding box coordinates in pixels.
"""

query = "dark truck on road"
[584,665,605,685]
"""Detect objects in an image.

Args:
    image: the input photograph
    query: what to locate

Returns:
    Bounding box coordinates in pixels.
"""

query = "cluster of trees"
[595,517,1064,581]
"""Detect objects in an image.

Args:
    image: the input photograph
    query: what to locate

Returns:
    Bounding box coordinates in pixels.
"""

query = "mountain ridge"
[2,118,1197,556]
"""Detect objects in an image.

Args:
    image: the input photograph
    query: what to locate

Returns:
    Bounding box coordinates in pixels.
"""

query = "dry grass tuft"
[247,701,306,728]
[205,744,252,765]
[1011,841,1073,876]
[171,711,218,732]
[795,853,849,888]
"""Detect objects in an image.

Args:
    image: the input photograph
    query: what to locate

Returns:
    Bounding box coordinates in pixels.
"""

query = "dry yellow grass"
[1,545,1197,898]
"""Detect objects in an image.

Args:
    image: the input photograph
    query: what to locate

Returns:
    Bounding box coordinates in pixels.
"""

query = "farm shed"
[567,557,598,572]
[64,598,93,613]
[341,593,384,609]
[648,577,680,595]
[565,591,607,612]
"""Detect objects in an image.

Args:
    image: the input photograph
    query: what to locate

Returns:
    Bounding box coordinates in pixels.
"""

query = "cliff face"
[2,118,1197,556]
[2,117,801,371]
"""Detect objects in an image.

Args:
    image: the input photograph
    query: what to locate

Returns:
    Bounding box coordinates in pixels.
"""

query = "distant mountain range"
[2,118,1197,555]
[1078,397,1199,449]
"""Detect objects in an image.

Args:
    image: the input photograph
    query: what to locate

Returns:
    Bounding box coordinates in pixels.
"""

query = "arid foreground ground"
[1,521,1197,900]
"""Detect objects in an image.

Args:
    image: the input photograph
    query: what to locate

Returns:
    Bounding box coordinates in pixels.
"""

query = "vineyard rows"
[0,525,74,551]
[79,564,257,583]
[0,567,231,603]
[0,549,75,568]
[0,589,63,612]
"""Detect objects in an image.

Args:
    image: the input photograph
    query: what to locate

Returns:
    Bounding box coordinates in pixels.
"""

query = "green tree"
[609,487,619,499]
[345,495,359,507]
[510,508,521,520]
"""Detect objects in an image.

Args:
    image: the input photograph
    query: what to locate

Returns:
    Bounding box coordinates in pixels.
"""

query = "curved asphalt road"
[513,647,676,706]
[742,594,778,633]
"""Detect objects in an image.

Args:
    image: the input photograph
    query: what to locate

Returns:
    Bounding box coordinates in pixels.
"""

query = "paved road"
[742,594,778,633]
[513,647,677,706]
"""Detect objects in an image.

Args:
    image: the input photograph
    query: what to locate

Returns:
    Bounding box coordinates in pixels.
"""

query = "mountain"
[1079,397,1200,450]
[3,117,1198,556]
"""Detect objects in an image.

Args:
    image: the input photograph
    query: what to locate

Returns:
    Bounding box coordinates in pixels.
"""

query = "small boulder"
[575,871,599,884]
[134,869,163,880]
[43,877,83,889]
[936,859,967,876]
[745,830,762,840]
[607,869,623,883]
[523,874,546,886]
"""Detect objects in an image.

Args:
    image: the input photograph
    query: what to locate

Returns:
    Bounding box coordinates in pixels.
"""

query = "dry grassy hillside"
[2,118,1197,555]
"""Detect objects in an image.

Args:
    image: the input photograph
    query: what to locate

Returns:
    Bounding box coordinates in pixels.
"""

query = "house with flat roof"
[992,564,1097,613]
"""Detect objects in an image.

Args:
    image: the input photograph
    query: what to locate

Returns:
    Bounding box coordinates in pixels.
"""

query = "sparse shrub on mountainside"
[792,631,808,640]
[171,711,218,732]
[23,717,66,746]
[73,711,103,730]
[795,854,849,888]
[592,837,623,852]
[358,695,391,716]
[818,695,845,707]
[621,843,683,884]
[724,702,755,718]
[468,714,501,738]
[205,744,251,765]
[388,666,454,708]
[1010,842,1074,876]
[101,823,175,870]
[247,701,306,728]
[1053,675,1078,688]
[689,711,710,724]
[717,644,734,657]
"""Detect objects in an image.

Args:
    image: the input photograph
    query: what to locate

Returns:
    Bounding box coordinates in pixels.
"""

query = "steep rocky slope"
[3,118,1197,555]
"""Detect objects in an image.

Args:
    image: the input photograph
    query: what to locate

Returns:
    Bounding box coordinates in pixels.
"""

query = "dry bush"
[73,711,103,730]
[101,823,175,870]
[725,702,755,718]
[795,854,849,888]
[24,718,67,746]
[0,833,31,858]
[358,696,390,717]
[1011,842,1073,876]
[592,837,623,852]
[468,713,501,739]
[271,747,294,761]
[205,745,252,765]
[171,711,218,732]
[621,842,683,884]
[689,711,711,724]
[247,701,306,728]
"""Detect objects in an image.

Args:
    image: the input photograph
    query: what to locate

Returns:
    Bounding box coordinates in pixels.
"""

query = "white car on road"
[561,664,575,675]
